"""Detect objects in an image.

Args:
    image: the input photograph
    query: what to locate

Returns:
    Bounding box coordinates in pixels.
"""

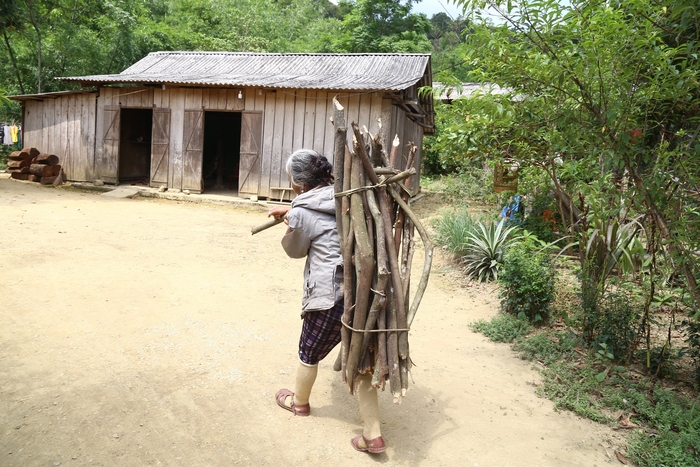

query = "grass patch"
[513,331,577,365]
[472,320,700,466]
[431,208,482,257]
[469,313,532,343]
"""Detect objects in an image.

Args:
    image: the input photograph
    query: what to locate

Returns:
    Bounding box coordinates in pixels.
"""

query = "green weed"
[469,313,532,343]
[514,331,576,365]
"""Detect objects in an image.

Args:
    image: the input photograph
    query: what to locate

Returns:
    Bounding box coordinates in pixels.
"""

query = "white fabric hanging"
[3,126,12,145]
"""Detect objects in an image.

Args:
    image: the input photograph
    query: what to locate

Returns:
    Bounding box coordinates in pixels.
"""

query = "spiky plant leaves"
[460,220,522,281]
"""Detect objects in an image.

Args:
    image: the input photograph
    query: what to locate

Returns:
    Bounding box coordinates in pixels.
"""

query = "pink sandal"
[275,388,310,416]
[351,435,386,454]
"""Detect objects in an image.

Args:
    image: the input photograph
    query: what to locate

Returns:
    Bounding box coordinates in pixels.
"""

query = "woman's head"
[286,149,334,193]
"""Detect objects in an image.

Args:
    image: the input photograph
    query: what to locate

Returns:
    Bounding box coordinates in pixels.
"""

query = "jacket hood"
[291,185,336,215]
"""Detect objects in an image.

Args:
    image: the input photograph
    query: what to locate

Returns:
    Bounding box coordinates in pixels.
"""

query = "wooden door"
[182,110,204,193]
[239,112,262,195]
[99,106,120,184]
[150,108,170,187]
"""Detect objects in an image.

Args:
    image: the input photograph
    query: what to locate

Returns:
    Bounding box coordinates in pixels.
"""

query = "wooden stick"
[333,97,346,243]
[334,168,415,197]
[345,145,375,392]
[340,145,354,382]
[332,98,348,374]
[360,185,389,364]
[376,303,388,390]
[388,185,434,326]
[251,216,285,235]
[386,293,401,399]
[388,134,400,168]
[400,356,410,398]
[401,219,416,307]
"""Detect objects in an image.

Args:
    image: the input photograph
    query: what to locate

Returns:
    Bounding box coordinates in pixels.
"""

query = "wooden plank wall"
[22,92,97,181]
[255,89,387,199]
[29,85,421,196]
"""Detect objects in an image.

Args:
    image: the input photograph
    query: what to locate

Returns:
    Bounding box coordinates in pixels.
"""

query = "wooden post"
[332,97,346,240]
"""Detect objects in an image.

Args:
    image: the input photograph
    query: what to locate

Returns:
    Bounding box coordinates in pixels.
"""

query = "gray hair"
[285,149,334,190]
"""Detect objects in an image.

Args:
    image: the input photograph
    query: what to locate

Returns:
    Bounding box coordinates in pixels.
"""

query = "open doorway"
[119,108,153,184]
[202,112,241,193]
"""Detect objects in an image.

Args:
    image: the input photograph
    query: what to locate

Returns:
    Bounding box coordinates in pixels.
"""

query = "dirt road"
[0,177,618,466]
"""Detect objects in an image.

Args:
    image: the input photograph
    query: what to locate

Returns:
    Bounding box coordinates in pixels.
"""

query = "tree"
[0,0,23,93]
[439,0,700,311]
[334,0,432,52]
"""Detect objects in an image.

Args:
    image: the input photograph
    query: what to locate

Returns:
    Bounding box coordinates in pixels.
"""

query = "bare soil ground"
[0,177,623,466]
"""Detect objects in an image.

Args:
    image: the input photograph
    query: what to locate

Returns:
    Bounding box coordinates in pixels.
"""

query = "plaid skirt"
[298,301,343,365]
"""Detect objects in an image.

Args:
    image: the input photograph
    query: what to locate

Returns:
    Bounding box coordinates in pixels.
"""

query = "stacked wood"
[6,147,63,185]
[333,98,433,404]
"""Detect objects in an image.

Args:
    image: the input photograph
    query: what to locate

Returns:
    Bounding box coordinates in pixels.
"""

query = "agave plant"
[461,220,522,281]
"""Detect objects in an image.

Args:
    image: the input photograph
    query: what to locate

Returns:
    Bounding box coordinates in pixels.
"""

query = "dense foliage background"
[0,1,468,107]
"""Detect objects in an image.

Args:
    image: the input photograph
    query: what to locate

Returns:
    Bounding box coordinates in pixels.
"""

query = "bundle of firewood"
[6,148,63,185]
[332,98,433,404]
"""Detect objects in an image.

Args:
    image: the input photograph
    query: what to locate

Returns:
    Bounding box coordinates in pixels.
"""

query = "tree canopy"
[0,0,466,101]
[431,0,700,311]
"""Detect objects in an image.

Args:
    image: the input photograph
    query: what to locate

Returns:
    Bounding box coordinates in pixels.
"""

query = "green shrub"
[469,313,532,343]
[498,239,556,323]
[592,289,643,363]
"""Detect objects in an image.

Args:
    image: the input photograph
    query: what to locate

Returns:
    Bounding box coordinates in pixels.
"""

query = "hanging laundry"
[3,125,11,145]
[10,124,18,144]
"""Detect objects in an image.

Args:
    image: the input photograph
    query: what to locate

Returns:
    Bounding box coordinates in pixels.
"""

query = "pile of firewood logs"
[331,98,433,404]
[5,147,63,185]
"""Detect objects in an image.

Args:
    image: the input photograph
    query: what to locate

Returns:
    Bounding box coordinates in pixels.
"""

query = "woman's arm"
[268,205,291,223]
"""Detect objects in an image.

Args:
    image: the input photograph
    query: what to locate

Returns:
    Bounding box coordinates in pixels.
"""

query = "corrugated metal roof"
[60,52,431,92]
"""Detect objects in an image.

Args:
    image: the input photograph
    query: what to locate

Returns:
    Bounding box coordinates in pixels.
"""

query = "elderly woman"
[268,149,386,454]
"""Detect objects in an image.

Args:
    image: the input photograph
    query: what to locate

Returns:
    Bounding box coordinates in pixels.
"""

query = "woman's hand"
[268,205,291,224]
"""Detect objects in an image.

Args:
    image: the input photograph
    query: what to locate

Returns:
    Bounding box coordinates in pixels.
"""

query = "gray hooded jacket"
[281,185,343,314]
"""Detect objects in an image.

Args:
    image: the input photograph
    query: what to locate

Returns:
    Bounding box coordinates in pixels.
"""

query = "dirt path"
[0,177,619,466]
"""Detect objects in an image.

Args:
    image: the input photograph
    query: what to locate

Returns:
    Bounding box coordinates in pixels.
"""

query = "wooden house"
[11,52,434,199]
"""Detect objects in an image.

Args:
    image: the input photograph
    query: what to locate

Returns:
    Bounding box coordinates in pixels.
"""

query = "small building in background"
[11,52,434,199]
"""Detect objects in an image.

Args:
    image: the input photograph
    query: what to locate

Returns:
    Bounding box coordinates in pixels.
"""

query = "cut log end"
[37,153,60,166]
[30,164,54,177]
[10,172,30,180]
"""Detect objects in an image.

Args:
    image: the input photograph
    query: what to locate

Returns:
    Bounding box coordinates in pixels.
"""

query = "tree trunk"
[2,30,24,94]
